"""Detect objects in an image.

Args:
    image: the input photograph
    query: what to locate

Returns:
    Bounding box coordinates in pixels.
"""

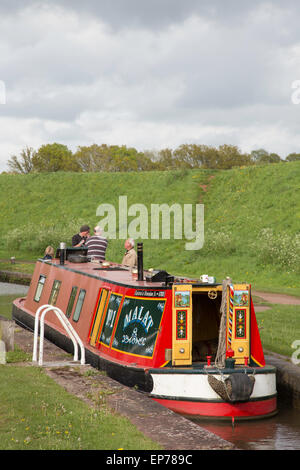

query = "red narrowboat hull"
[12,258,277,420]
[152,397,277,419]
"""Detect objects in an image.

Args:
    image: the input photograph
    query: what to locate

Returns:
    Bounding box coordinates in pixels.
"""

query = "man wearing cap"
[72,225,90,247]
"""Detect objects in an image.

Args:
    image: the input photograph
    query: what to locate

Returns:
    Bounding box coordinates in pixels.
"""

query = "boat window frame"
[89,288,110,345]
[98,292,123,348]
[66,286,78,318]
[72,288,86,322]
[34,274,46,302]
[110,294,166,358]
[48,279,62,306]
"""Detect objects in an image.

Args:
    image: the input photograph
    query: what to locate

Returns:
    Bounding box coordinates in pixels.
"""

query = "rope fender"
[208,373,255,403]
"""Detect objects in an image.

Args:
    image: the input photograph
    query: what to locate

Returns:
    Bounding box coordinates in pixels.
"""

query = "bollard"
[0,340,6,364]
[0,316,15,351]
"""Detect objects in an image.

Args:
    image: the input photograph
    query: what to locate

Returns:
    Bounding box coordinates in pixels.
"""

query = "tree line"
[5,142,300,174]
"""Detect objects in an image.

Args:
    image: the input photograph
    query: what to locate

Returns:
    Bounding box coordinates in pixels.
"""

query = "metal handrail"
[32,304,85,366]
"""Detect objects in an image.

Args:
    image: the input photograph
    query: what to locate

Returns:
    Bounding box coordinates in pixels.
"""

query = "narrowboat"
[12,244,277,420]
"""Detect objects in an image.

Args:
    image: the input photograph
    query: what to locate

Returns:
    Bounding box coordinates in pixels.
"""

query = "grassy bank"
[0,292,161,451]
[255,304,300,358]
[0,366,161,450]
[0,162,299,295]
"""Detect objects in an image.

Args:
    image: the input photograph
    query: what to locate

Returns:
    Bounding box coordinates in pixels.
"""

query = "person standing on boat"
[85,226,108,261]
[72,225,90,247]
[122,238,137,268]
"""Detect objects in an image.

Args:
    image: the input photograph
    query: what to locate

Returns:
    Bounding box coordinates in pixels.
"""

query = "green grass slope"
[0,162,299,295]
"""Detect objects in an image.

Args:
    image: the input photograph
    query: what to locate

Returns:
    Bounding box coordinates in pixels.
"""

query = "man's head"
[125,238,134,250]
[94,226,103,236]
[79,225,90,236]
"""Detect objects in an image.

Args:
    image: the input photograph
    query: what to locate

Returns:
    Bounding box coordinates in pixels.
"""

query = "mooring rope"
[214,277,232,368]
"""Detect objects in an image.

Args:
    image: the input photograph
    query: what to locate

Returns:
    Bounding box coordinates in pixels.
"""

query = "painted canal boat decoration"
[12,244,277,420]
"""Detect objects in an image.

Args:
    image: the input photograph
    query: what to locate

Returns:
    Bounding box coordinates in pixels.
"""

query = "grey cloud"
[26,0,300,35]
[0,1,275,30]
[1,0,300,172]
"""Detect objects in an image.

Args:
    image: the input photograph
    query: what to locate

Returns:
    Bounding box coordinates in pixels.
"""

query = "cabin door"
[226,283,250,365]
[89,288,110,347]
[172,284,193,366]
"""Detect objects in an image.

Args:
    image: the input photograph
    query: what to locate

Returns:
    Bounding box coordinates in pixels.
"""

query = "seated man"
[72,225,90,247]
[122,238,137,268]
[85,226,108,262]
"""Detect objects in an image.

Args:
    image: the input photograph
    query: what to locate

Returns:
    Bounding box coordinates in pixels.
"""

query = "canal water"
[0,282,29,296]
[1,283,300,450]
[194,399,300,450]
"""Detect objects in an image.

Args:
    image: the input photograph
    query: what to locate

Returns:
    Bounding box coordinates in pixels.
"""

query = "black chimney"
[59,242,66,265]
[137,242,144,281]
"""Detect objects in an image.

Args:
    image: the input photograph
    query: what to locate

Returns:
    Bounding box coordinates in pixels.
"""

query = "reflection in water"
[195,402,300,450]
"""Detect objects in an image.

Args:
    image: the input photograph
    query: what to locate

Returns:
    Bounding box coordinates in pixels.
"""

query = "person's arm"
[74,239,86,247]
[72,234,86,247]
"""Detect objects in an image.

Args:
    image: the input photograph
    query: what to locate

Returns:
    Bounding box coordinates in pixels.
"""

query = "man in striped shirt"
[85,226,108,262]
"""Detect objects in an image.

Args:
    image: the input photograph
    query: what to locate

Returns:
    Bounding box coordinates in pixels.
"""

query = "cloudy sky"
[1,0,300,171]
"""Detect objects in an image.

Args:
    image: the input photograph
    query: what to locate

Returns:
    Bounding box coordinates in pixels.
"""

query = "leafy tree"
[286,153,300,162]
[268,153,282,163]
[173,144,198,168]
[250,149,282,165]
[156,148,177,170]
[250,149,269,163]
[200,145,220,169]
[217,144,252,169]
[109,145,137,172]
[162,144,251,170]
[32,143,79,172]
[75,144,157,173]
[74,144,106,172]
[135,151,157,171]
[7,146,36,174]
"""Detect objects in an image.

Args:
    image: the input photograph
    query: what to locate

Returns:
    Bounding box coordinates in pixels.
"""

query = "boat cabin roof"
[40,258,222,291]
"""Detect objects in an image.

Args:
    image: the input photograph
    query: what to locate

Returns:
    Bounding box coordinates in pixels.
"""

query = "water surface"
[196,401,300,450]
[0,282,29,296]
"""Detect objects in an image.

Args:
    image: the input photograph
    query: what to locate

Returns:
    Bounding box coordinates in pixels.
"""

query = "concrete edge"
[266,353,300,408]
[0,270,31,285]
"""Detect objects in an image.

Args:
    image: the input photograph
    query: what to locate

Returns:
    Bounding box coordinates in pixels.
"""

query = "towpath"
[253,291,300,305]
[253,290,300,312]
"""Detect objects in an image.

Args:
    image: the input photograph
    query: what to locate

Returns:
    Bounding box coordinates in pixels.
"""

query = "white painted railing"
[32,304,85,366]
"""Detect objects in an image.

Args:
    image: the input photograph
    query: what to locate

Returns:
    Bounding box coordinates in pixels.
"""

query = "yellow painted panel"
[90,289,109,346]
[173,342,191,360]
[172,284,193,366]
[227,284,251,365]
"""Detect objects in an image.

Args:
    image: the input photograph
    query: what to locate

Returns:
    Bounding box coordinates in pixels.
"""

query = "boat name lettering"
[122,328,146,346]
[134,290,165,297]
[106,308,117,328]
[123,306,154,333]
